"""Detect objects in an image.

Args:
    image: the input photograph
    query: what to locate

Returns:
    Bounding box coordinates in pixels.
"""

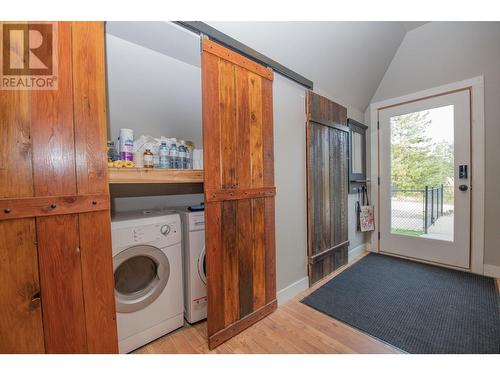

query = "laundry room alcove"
[104,21,207,353]
[105,21,205,202]
[104,21,278,353]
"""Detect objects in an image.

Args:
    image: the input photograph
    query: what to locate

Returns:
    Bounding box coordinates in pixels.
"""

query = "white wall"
[368,21,500,269]
[106,33,203,148]
[273,74,308,292]
[112,194,204,213]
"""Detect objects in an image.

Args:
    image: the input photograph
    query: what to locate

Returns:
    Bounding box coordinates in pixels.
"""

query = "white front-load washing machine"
[111,209,184,353]
[179,209,207,324]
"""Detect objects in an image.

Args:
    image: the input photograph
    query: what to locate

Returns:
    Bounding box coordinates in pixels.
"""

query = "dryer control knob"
[160,225,171,235]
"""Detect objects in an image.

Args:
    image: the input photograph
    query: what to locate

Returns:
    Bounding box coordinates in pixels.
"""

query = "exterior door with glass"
[378,89,471,268]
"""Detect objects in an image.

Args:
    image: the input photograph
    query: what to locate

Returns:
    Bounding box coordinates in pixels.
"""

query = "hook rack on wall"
[348,118,369,194]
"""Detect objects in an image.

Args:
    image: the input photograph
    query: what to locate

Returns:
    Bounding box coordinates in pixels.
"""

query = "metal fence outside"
[391,185,447,234]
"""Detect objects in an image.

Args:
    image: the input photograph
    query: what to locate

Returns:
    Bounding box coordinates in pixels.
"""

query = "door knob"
[459,184,468,191]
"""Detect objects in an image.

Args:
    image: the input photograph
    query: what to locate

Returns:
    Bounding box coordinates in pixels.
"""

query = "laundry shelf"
[108,168,204,184]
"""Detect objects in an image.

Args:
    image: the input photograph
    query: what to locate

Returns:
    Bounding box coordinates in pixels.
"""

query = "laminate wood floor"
[134,253,401,354]
[135,253,500,354]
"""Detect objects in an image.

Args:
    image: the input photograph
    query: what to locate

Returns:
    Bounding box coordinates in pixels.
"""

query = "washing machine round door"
[198,246,207,285]
[113,245,170,313]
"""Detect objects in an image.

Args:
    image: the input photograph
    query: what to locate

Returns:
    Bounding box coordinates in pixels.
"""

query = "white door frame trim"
[368,76,485,275]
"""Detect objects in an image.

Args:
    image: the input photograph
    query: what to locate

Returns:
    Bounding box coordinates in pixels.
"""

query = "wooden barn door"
[0,22,117,353]
[306,91,349,285]
[202,39,277,349]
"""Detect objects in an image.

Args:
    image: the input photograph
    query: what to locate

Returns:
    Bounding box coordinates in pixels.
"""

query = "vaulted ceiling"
[207,22,427,112]
[106,21,428,117]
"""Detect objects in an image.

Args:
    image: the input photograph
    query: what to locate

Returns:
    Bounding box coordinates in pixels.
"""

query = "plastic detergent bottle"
[119,128,134,161]
[178,141,187,169]
[169,138,179,169]
[159,142,169,169]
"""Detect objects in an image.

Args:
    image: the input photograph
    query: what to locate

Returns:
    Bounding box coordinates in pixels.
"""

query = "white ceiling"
[106,21,201,67]
[401,21,428,32]
[207,21,426,112]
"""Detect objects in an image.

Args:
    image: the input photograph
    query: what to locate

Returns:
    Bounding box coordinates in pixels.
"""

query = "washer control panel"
[111,213,181,251]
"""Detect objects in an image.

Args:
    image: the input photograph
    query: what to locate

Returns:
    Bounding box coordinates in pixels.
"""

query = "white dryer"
[179,209,207,324]
[111,210,184,353]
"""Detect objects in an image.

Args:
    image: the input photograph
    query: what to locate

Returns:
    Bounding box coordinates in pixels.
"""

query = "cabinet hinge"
[377,121,380,130]
[378,177,380,185]
[378,232,381,240]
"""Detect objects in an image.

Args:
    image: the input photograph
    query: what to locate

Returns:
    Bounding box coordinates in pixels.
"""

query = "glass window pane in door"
[390,105,454,241]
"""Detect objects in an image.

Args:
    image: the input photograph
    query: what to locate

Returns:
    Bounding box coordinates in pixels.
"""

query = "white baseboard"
[484,264,500,278]
[277,276,309,306]
[348,243,367,262]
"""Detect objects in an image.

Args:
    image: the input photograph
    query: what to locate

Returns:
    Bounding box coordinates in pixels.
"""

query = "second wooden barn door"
[202,39,276,349]
[306,92,349,285]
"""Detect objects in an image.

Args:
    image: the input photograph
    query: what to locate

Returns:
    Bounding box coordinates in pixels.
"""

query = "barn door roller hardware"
[175,21,314,89]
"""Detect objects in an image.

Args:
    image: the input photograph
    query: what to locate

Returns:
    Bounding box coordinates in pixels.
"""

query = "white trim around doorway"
[368,76,485,275]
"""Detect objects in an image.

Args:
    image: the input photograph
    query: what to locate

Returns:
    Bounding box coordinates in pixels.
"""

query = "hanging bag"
[359,186,375,232]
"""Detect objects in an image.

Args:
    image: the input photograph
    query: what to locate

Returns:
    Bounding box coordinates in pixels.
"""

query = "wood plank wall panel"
[237,200,253,317]
[72,22,109,195]
[0,219,45,353]
[261,79,276,304]
[37,215,88,353]
[252,198,266,309]
[71,22,118,353]
[202,39,276,349]
[0,28,45,352]
[0,81,33,198]
[31,22,77,197]
[78,210,117,353]
[28,22,87,353]
[307,91,349,285]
